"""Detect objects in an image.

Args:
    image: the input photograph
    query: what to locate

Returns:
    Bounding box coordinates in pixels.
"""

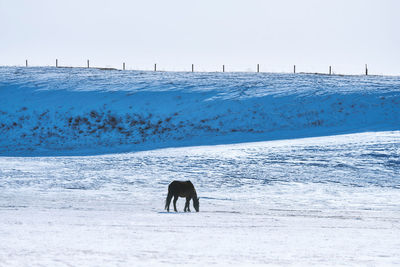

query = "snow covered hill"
[0,66,399,155]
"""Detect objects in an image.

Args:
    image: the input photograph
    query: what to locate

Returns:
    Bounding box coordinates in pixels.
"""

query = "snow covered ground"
[0,131,399,266]
[1,67,399,265]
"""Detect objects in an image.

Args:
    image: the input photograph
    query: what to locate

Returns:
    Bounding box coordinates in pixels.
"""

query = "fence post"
[87,60,90,68]
[123,62,125,70]
[192,64,194,72]
[329,66,331,75]
[365,64,368,75]
[154,64,157,71]
[26,59,28,67]
[223,65,225,72]
[294,65,296,74]
[257,64,259,73]
[56,59,58,68]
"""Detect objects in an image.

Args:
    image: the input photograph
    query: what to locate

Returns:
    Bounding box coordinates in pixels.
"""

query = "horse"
[165,180,199,212]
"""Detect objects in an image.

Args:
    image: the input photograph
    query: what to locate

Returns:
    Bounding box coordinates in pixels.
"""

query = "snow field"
[0,132,399,266]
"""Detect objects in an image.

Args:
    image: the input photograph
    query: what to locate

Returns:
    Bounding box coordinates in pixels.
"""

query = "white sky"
[1,0,399,74]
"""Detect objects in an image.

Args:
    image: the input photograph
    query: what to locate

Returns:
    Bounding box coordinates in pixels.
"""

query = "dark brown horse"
[165,180,199,212]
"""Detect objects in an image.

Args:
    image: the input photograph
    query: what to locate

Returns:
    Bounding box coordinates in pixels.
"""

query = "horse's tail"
[165,190,173,211]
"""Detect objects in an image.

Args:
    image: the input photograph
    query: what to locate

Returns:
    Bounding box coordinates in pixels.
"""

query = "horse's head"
[193,197,199,212]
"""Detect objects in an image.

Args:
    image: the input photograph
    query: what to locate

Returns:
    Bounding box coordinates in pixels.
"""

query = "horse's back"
[168,180,195,194]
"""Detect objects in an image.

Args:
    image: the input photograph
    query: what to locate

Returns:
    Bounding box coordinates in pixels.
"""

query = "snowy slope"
[1,66,399,155]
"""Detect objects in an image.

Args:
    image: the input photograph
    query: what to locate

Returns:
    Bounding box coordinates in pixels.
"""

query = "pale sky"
[1,0,399,75]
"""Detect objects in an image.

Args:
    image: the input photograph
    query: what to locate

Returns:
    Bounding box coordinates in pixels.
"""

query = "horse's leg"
[165,191,173,212]
[173,195,178,212]
[184,197,190,212]
[186,197,191,212]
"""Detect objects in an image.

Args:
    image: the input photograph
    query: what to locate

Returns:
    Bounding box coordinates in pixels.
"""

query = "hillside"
[0,66,399,156]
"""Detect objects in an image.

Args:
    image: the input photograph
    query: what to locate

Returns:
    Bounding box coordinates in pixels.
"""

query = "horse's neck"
[192,190,197,199]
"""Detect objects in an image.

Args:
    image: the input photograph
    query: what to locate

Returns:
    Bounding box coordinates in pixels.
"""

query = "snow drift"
[0,66,399,155]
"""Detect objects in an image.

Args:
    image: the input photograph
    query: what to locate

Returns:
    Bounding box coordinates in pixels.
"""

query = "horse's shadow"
[157,210,241,214]
[157,211,193,214]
